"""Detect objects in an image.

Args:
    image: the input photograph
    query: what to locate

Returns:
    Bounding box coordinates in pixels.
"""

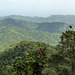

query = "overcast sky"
[0,0,75,17]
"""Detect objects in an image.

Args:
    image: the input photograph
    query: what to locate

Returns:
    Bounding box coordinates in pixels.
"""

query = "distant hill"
[0,18,70,33]
[1,15,75,23]
[0,15,47,23]
[36,22,69,33]
[0,26,60,50]
[48,15,75,23]
[0,16,74,50]
[0,18,37,30]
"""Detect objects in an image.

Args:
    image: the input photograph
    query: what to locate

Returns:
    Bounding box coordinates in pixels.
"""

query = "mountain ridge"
[0,26,60,50]
[1,15,75,23]
[0,15,74,50]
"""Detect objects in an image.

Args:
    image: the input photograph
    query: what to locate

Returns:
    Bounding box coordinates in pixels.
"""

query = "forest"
[0,16,74,50]
[0,30,75,75]
[0,15,75,75]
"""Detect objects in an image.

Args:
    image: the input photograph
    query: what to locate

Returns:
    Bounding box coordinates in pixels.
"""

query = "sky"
[0,0,75,17]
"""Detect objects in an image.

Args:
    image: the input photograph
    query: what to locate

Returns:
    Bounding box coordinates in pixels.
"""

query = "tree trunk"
[71,34,75,75]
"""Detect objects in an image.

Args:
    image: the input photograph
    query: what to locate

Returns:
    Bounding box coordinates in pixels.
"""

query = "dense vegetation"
[0,40,53,75]
[0,30,75,75]
[0,40,51,65]
[0,18,37,30]
[0,17,74,50]
[0,15,75,74]
[36,22,68,33]
[0,26,60,50]
[0,18,69,33]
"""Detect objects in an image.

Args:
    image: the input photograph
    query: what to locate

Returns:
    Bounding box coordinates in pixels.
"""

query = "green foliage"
[5,48,47,75]
[56,66,70,75]
[0,30,73,75]
[0,18,37,30]
[0,26,60,50]
[46,30,75,75]
[0,40,51,65]
[54,30,75,75]
[0,18,69,33]
[0,17,73,50]
[0,40,58,75]
[50,70,57,75]
[1,17,75,74]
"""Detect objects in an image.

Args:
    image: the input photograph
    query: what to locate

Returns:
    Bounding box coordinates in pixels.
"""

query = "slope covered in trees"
[0,30,74,75]
[0,18,71,50]
[0,26,60,50]
[1,15,75,24]
[0,18,69,33]
[0,18,37,30]
[0,40,57,75]
[0,40,52,65]
[36,22,68,33]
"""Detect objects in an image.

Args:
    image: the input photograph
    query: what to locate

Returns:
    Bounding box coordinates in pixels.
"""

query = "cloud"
[0,0,75,16]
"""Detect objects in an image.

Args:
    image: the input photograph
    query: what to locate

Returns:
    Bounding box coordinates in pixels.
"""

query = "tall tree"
[59,30,75,75]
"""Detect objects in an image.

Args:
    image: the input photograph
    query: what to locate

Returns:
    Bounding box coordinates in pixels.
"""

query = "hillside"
[0,26,60,50]
[0,18,37,30]
[0,15,47,23]
[0,33,71,75]
[0,16,73,75]
[0,40,53,65]
[1,15,75,24]
[0,17,73,50]
[0,18,70,33]
[36,22,68,33]
[0,18,72,50]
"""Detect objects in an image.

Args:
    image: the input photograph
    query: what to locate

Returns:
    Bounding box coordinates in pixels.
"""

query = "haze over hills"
[0,15,74,50]
[0,15,75,24]
[0,18,37,30]
[0,17,70,33]
[0,15,74,75]
[36,22,68,33]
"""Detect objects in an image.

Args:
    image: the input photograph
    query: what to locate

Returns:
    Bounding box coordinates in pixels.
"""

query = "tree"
[9,48,47,75]
[58,30,75,75]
